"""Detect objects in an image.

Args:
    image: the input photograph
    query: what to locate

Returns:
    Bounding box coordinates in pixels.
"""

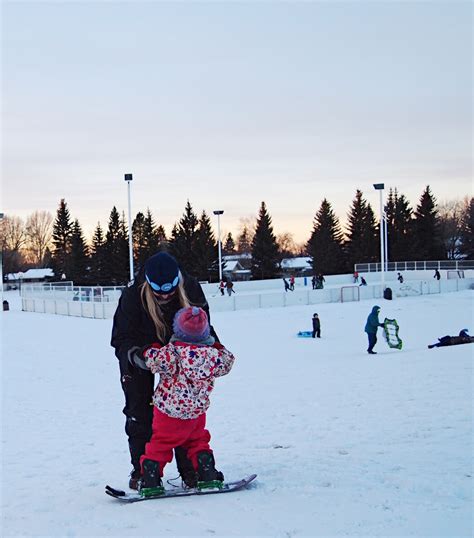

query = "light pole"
[124,174,134,282]
[213,210,224,282]
[373,183,385,292]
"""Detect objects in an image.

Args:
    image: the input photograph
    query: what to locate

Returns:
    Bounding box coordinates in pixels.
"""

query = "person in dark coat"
[434,269,441,281]
[312,313,321,338]
[111,251,220,490]
[225,279,235,296]
[364,305,384,354]
[359,276,367,286]
[428,329,474,349]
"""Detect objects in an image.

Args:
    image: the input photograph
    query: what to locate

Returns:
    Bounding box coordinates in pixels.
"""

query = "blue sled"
[297,331,313,338]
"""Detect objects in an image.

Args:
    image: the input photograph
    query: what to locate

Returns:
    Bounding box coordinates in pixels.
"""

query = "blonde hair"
[140,276,191,343]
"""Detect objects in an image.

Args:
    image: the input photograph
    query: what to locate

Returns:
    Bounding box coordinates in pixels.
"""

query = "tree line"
[1,185,472,284]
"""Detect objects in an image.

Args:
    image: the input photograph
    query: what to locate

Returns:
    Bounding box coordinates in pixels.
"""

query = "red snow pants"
[140,408,212,475]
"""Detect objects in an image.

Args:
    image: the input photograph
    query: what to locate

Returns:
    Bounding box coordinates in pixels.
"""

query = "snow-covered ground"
[1,290,472,537]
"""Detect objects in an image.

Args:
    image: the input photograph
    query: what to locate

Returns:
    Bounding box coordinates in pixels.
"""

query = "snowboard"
[105,474,257,503]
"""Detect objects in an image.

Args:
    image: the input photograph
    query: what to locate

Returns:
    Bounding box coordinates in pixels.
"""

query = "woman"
[111,251,220,489]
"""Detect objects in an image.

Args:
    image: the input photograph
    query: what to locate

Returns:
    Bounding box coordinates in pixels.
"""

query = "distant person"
[397,272,404,284]
[434,269,441,281]
[359,276,367,286]
[353,271,359,284]
[225,279,235,296]
[218,280,225,296]
[364,305,384,355]
[283,278,290,292]
[289,275,295,291]
[428,329,474,349]
[312,313,321,339]
[311,275,317,290]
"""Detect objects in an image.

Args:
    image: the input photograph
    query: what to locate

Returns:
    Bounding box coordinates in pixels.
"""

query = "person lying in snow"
[428,329,474,349]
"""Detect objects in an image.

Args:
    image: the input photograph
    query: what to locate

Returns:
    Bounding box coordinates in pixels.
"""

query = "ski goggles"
[145,274,180,293]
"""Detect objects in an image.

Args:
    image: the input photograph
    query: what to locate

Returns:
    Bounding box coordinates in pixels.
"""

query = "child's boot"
[138,459,164,497]
[175,447,198,488]
[196,451,224,490]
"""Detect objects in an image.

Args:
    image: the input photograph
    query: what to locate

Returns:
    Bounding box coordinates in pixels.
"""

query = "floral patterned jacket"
[144,340,235,420]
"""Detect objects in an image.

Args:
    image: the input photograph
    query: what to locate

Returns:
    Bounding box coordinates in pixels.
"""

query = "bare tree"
[277,232,299,259]
[1,215,27,273]
[438,199,464,259]
[25,211,54,265]
[1,215,26,251]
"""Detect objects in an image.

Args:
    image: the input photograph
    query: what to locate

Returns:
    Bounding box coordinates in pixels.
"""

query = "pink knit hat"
[173,306,210,342]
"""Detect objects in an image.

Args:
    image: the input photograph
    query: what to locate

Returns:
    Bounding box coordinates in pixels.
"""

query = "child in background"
[139,306,235,497]
[312,313,321,338]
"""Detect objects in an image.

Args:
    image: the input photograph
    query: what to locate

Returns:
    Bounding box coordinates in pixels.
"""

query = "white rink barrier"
[20,276,473,318]
[21,285,124,319]
[206,277,474,312]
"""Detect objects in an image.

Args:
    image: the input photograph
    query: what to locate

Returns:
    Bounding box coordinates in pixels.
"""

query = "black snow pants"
[119,362,154,473]
[367,333,377,353]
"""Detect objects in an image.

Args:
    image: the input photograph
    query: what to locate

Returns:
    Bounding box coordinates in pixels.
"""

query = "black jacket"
[312,317,320,330]
[111,271,218,372]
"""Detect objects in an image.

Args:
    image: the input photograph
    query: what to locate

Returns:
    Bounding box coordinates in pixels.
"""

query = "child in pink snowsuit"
[139,306,235,494]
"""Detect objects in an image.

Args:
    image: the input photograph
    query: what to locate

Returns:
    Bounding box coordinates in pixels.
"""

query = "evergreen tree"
[384,188,396,261]
[194,211,218,281]
[104,206,129,284]
[237,226,252,253]
[391,192,415,261]
[224,232,236,254]
[169,201,199,276]
[345,190,378,270]
[250,202,279,280]
[69,219,90,284]
[132,212,149,269]
[459,197,474,259]
[413,186,444,260]
[143,209,160,256]
[90,222,107,284]
[306,199,345,275]
[51,198,73,279]
[42,247,53,270]
[156,224,167,246]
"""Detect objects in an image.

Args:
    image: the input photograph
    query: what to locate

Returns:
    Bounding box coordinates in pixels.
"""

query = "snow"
[1,289,473,537]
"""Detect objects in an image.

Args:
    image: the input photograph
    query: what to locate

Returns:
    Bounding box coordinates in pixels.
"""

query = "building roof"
[6,268,54,280]
[280,257,312,270]
[223,260,244,272]
[223,253,252,261]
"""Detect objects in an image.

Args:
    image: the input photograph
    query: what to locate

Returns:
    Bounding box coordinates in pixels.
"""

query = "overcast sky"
[2,1,472,243]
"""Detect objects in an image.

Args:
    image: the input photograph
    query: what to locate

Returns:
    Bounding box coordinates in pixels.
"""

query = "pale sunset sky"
[2,1,472,244]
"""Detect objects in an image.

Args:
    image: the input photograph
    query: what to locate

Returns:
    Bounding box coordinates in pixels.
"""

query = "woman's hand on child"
[128,343,162,371]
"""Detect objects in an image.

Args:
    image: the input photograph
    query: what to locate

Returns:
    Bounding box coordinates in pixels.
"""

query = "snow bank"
[1,290,472,536]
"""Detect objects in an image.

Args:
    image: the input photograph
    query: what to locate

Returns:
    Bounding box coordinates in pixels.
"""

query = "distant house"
[280,257,313,277]
[5,268,54,288]
[222,254,252,281]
